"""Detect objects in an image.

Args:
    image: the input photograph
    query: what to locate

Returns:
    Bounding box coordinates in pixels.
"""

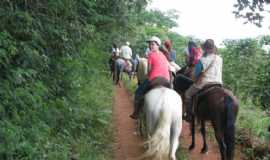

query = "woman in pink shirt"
[130,36,170,119]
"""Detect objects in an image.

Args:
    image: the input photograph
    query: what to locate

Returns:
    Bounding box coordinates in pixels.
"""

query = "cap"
[147,36,161,46]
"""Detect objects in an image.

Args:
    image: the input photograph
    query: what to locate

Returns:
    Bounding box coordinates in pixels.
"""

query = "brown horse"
[173,68,239,160]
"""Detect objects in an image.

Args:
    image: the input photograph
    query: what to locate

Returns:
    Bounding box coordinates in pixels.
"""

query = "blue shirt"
[194,60,203,79]
[170,50,176,62]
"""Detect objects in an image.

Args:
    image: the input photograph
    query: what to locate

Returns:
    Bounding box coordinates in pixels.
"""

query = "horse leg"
[128,71,132,80]
[188,115,196,150]
[224,96,237,160]
[225,124,235,160]
[118,66,124,86]
[169,120,181,160]
[112,70,115,83]
[213,121,227,160]
[116,70,120,85]
[200,120,208,153]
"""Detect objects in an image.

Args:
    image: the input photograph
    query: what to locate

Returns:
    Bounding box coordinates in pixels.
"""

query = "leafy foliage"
[0,0,269,159]
[233,0,270,27]
[0,0,149,159]
[221,38,270,110]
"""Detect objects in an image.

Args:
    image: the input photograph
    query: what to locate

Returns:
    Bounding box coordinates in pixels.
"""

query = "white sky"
[148,0,270,46]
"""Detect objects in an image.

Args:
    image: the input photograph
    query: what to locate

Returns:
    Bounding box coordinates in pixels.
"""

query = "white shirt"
[120,45,132,60]
[197,54,223,88]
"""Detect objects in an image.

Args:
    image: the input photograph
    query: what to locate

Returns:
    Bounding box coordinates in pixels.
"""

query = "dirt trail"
[113,83,144,160]
[113,83,242,160]
[180,122,221,159]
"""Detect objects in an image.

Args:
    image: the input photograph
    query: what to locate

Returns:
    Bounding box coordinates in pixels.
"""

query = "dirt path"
[113,83,241,160]
[180,122,221,159]
[113,83,144,160]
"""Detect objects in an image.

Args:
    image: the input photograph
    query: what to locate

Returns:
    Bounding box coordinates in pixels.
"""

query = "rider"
[112,43,120,57]
[109,43,119,74]
[120,41,133,72]
[130,36,171,119]
[164,40,181,72]
[184,41,203,78]
[184,39,223,121]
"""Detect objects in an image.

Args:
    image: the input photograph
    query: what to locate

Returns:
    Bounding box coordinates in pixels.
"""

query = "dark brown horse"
[173,68,239,160]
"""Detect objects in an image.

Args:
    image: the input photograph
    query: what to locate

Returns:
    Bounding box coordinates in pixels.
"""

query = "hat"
[147,36,161,46]
[126,41,130,46]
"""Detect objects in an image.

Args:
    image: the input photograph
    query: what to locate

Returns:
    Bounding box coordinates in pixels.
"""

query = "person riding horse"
[120,41,133,72]
[163,40,181,73]
[130,36,171,119]
[185,39,222,121]
[108,43,120,76]
[174,39,238,160]
[111,42,133,85]
[182,41,203,78]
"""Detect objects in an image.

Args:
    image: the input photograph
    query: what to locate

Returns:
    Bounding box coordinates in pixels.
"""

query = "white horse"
[141,86,182,160]
[136,56,182,160]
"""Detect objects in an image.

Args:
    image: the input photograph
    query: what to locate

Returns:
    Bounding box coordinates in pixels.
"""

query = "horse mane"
[137,57,148,84]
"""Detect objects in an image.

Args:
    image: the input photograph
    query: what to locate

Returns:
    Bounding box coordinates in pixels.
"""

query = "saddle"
[144,77,171,95]
[192,83,223,113]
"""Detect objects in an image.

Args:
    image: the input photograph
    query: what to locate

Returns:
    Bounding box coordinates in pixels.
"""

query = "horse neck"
[137,58,148,80]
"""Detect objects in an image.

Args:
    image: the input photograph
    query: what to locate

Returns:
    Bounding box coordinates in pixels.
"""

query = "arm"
[147,62,151,74]
[147,54,152,75]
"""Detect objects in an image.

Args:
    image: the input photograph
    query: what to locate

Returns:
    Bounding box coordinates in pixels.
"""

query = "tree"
[233,0,270,27]
[221,38,270,110]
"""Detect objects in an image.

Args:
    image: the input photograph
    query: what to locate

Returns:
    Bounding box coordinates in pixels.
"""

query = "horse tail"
[142,94,172,160]
[224,95,237,159]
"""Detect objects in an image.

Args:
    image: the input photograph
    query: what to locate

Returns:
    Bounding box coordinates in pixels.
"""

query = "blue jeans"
[135,79,150,102]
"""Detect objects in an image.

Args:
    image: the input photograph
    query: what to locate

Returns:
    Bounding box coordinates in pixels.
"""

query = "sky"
[148,0,270,46]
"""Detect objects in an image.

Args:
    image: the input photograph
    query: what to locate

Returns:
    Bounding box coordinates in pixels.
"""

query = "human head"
[147,36,161,51]
[126,41,130,46]
[188,41,197,54]
[159,45,169,56]
[164,40,172,50]
[203,39,217,54]
[113,43,117,48]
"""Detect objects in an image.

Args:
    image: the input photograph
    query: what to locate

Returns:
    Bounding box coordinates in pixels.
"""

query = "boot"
[130,100,141,120]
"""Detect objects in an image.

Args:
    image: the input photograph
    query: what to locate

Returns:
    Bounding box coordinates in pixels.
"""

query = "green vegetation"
[219,38,270,159]
[0,0,269,159]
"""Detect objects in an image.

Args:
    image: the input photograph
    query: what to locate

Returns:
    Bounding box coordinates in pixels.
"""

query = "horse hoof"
[170,156,176,160]
[188,144,195,150]
[129,114,138,120]
[200,147,208,154]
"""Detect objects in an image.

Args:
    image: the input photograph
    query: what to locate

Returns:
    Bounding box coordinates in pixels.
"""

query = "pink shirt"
[190,47,202,65]
[147,51,170,81]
